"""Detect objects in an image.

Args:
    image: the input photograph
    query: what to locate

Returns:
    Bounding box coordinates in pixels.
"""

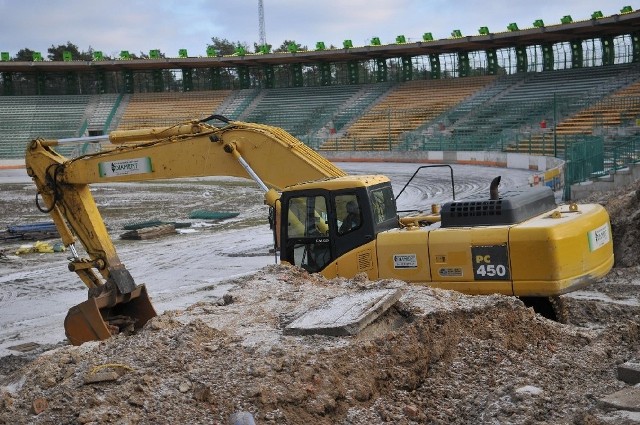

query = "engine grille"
[358,251,373,272]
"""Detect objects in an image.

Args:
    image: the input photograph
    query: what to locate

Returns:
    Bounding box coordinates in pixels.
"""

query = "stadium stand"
[83,93,121,135]
[116,91,232,130]
[503,64,640,155]
[2,64,640,161]
[328,83,394,132]
[233,84,390,145]
[320,76,496,151]
[558,91,640,135]
[214,89,261,121]
[402,64,640,154]
[1,7,639,196]
[0,95,91,158]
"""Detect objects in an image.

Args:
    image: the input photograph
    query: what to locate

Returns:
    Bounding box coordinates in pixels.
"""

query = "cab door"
[281,193,333,273]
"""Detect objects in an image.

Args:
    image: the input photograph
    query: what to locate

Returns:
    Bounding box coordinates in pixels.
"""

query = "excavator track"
[520,296,569,323]
[549,296,569,324]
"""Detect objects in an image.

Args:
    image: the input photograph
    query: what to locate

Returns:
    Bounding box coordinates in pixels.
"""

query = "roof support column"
[347,61,359,84]
[319,62,331,86]
[542,43,554,71]
[632,32,640,63]
[36,71,46,95]
[401,56,413,81]
[182,68,193,91]
[429,54,441,79]
[122,69,134,94]
[515,46,528,73]
[376,58,388,82]
[571,39,583,68]
[209,68,222,90]
[458,51,470,77]
[291,63,303,87]
[2,72,13,95]
[238,66,251,89]
[601,36,615,66]
[96,69,107,94]
[152,70,163,92]
[486,48,498,75]
[263,64,274,88]
[65,71,79,95]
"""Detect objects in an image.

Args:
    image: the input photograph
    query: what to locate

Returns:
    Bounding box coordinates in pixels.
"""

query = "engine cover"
[440,186,556,228]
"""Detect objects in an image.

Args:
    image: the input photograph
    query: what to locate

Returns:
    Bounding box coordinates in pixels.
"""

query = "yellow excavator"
[25,116,614,345]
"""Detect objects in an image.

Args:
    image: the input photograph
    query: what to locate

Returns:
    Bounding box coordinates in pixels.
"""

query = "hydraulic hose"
[199,114,231,124]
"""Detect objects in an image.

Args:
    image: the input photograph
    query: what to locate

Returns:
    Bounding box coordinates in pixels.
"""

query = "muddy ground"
[1,165,640,424]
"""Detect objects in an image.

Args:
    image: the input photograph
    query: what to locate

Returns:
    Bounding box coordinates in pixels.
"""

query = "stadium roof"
[1,10,639,73]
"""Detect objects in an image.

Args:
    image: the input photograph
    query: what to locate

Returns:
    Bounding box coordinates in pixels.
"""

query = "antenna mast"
[258,0,266,47]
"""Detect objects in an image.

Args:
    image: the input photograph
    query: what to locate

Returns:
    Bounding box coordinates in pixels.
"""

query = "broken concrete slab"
[595,410,640,424]
[618,361,640,385]
[284,288,402,337]
[600,387,640,412]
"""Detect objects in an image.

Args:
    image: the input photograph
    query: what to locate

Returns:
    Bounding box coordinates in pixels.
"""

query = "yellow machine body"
[365,203,613,296]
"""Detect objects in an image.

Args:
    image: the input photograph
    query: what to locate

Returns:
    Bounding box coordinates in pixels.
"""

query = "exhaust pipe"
[490,176,501,200]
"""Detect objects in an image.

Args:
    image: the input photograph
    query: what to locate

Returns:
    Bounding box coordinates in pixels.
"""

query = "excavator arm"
[25,118,346,345]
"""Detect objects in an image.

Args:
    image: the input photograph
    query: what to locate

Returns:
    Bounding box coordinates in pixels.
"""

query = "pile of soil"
[586,179,640,267]
[0,262,639,424]
[1,181,640,424]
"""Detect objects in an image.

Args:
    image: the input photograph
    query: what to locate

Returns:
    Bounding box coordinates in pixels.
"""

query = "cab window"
[370,185,396,225]
[335,194,361,235]
[287,195,329,237]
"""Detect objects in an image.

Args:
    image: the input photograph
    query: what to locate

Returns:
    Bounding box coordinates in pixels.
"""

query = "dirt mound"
[1,264,639,424]
[583,179,640,267]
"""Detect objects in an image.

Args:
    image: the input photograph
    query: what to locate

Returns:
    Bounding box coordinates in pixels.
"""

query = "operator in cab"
[339,200,361,234]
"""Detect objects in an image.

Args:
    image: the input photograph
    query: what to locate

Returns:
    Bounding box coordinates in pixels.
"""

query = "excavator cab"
[279,176,398,273]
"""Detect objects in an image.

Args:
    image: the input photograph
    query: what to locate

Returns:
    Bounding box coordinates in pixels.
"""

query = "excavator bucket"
[64,285,157,346]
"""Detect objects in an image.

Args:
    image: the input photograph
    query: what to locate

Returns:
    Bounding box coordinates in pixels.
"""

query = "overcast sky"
[0,1,635,58]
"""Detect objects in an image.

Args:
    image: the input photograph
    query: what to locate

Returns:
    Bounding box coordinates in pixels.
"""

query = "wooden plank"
[119,224,176,240]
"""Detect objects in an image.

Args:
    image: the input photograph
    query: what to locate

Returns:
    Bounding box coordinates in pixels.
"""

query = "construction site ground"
[1,162,640,424]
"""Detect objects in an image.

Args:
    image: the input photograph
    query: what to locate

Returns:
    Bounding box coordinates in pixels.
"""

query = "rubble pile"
[1,264,639,424]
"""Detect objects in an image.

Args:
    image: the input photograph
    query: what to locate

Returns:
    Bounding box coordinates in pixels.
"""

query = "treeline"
[8,38,314,61]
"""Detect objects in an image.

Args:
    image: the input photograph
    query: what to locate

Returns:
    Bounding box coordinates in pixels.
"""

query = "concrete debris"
[284,288,403,336]
[618,361,640,385]
[31,397,47,415]
[600,387,640,412]
[82,364,131,384]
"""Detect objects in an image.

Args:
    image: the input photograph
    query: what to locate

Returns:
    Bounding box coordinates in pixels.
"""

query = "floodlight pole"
[258,0,266,47]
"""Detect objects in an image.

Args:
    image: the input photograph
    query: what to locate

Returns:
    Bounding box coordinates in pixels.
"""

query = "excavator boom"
[25,118,346,345]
